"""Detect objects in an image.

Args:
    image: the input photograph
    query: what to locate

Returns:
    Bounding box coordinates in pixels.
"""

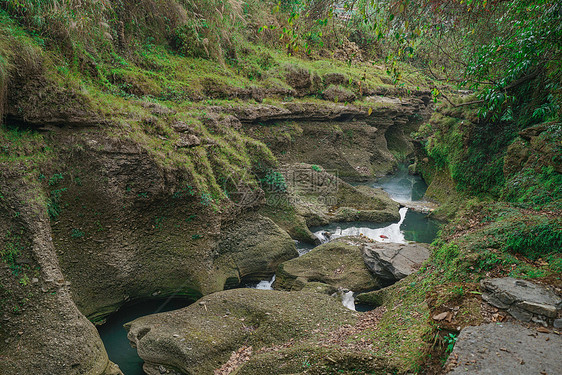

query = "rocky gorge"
[0,51,438,373]
[1,1,561,374]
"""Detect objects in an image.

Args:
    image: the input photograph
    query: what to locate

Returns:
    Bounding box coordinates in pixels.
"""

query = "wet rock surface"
[481,278,562,323]
[361,242,430,281]
[446,322,562,374]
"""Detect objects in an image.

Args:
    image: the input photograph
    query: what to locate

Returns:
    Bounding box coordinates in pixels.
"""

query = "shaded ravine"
[97,164,439,373]
[252,164,440,311]
[97,298,194,375]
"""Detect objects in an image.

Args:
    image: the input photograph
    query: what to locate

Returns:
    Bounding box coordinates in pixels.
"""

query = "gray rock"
[175,133,200,148]
[554,318,562,329]
[125,289,357,375]
[481,292,510,309]
[446,322,562,374]
[517,301,558,318]
[481,278,561,322]
[507,306,532,322]
[361,242,430,281]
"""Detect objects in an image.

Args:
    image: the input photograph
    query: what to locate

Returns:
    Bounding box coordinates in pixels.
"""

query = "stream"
[251,164,440,310]
[97,298,193,375]
[98,164,439,374]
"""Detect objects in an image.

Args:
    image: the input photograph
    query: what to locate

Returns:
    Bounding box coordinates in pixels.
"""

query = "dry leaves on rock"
[214,345,253,375]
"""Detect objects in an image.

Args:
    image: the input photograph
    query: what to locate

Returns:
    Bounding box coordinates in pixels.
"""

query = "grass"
[0,0,434,211]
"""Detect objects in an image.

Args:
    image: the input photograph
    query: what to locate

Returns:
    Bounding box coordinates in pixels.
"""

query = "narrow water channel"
[97,298,193,375]
[310,164,439,250]
[252,163,440,311]
[98,164,439,374]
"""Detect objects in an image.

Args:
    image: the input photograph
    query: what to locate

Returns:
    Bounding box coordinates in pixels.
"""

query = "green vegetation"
[443,333,458,354]
[0,1,560,374]
[260,169,287,193]
[1,229,24,276]
[70,228,85,239]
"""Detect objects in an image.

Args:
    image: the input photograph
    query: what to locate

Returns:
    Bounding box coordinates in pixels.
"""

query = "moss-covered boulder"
[0,176,121,375]
[283,163,399,227]
[125,288,358,375]
[274,237,380,292]
[216,212,298,283]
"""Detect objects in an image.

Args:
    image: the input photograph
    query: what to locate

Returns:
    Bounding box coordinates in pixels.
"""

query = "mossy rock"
[280,163,399,227]
[125,288,358,375]
[259,202,318,244]
[322,85,357,103]
[217,212,299,282]
[300,281,338,295]
[355,288,389,308]
[274,237,380,292]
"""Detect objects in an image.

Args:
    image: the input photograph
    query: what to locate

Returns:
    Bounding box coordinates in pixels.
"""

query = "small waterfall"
[315,231,331,244]
[253,275,275,290]
[313,207,409,244]
[340,290,356,311]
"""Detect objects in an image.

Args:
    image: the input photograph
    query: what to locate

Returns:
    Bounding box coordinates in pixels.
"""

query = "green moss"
[363,276,433,372]
[0,52,6,119]
[431,200,562,279]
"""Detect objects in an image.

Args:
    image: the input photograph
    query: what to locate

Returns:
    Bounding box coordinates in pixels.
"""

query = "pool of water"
[311,207,440,245]
[97,298,193,375]
[315,163,440,246]
[364,163,428,204]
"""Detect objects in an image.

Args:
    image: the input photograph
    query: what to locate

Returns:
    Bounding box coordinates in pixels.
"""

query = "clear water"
[314,164,440,246]
[363,163,428,204]
[311,207,440,245]
[97,298,193,375]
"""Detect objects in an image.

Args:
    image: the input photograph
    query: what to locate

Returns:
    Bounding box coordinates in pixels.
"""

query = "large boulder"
[274,237,379,292]
[0,176,121,375]
[446,322,562,374]
[216,212,298,283]
[481,277,562,323]
[281,163,399,227]
[361,242,430,282]
[125,288,358,375]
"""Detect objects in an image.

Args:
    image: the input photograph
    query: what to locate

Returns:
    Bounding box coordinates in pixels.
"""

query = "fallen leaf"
[433,312,448,321]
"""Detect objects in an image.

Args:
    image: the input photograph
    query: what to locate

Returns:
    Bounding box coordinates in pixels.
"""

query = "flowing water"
[252,164,441,308]
[341,290,356,310]
[311,207,440,246]
[97,298,193,375]
[99,164,439,373]
[309,166,439,250]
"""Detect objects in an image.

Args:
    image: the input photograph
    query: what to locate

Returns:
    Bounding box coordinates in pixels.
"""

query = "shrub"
[260,169,287,193]
[504,220,562,260]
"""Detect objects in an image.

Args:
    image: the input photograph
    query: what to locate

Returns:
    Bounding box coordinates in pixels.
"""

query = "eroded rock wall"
[0,172,120,375]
